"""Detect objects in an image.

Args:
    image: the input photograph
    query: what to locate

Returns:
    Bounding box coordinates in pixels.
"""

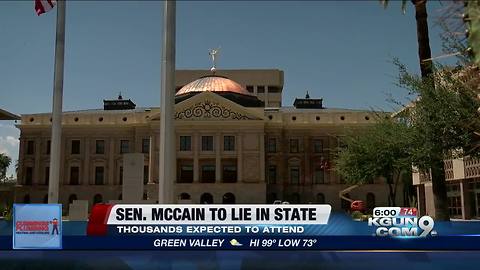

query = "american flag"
[35,0,56,16]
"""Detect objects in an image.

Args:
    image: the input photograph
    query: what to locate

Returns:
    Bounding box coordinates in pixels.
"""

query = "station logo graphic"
[368,207,436,237]
[13,204,62,249]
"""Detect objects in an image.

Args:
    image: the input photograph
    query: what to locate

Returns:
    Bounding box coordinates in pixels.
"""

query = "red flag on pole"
[35,0,56,16]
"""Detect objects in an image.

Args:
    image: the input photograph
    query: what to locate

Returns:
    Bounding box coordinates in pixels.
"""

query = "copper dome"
[176,75,252,96]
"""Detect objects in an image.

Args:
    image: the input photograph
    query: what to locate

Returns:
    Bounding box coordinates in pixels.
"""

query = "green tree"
[335,119,414,206]
[397,61,480,220]
[0,153,12,182]
[465,0,480,65]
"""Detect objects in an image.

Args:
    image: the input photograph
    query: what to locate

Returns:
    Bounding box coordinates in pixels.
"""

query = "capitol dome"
[175,75,263,107]
[176,75,252,96]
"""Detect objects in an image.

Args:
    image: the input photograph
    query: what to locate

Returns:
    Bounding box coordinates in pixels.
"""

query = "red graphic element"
[350,200,365,212]
[86,203,114,236]
[16,221,49,232]
[400,207,417,217]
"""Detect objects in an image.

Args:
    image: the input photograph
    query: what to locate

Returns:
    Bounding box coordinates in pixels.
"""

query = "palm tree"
[381,0,450,220]
[381,0,433,78]
[0,153,12,183]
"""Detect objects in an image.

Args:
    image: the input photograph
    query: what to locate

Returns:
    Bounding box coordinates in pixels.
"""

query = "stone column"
[83,138,90,186]
[193,132,199,183]
[148,135,155,184]
[108,139,115,185]
[304,136,310,185]
[237,133,242,182]
[265,86,270,107]
[33,138,41,185]
[460,180,473,220]
[18,138,24,185]
[259,132,265,183]
[215,132,221,183]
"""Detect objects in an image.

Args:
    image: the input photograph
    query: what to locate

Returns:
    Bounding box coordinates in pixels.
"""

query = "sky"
[0,1,460,176]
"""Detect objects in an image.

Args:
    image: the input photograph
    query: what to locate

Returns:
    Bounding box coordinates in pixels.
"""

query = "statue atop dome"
[209,47,220,73]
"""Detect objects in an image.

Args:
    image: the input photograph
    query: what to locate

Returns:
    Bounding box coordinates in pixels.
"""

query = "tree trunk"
[413,0,450,220]
[431,158,450,220]
[387,175,397,207]
[412,0,433,78]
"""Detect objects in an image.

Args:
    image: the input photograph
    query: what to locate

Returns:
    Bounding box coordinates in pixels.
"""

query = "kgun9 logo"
[367,216,435,237]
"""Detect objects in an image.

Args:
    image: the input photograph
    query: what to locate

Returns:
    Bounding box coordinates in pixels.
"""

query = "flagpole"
[48,0,66,204]
[158,0,176,204]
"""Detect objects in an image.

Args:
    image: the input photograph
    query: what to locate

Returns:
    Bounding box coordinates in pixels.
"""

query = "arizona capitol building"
[14,69,391,212]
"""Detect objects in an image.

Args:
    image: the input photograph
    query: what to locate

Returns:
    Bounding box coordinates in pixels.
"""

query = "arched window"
[366,193,376,210]
[316,193,325,204]
[200,193,213,204]
[23,194,31,203]
[222,193,236,204]
[290,193,300,204]
[68,194,78,204]
[267,193,277,204]
[93,194,103,205]
[178,193,191,200]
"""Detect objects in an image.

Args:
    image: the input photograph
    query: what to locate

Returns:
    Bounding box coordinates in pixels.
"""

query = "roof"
[176,75,253,96]
[0,108,20,120]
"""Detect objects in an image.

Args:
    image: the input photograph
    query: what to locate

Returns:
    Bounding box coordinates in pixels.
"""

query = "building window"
[95,140,105,154]
[202,136,214,151]
[222,192,236,204]
[290,166,300,185]
[95,166,104,185]
[46,140,51,155]
[25,167,33,185]
[268,165,277,184]
[290,193,300,204]
[267,138,277,153]
[26,140,34,155]
[70,166,79,185]
[268,86,281,93]
[120,140,129,154]
[448,196,463,217]
[246,85,254,93]
[313,139,323,153]
[201,165,215,183]
[144,165,149,184]
[224,136,235,151]
[290,139,299,153]
[267,193,277,204]
[222,165,237,183]
[257,86,265,93]
[180,136,191,151]
[93,194,103,205]
[179,193,191,201]
[317,193,325,204]
[69,194,78,205]
[142,138,150,154]
[71,140,80,154]
[119,166,123,185]
[200,193,214,204]
[179,164,193,183]
[44,166,49,185]
[314,167,325,184]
